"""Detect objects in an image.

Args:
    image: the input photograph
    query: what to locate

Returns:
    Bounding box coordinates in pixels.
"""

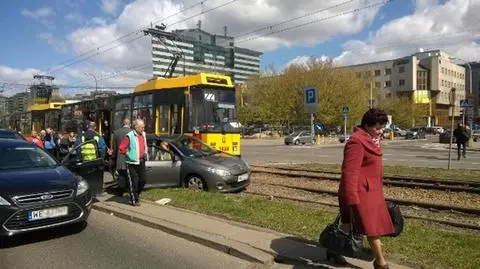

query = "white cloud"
[64,0,383,74]
[65,12,83,24]
[21,7,56,29]
[102,0,120,15]
[284,55,330,69]
[333,0,480,65]
[38,33,68,53]
[21,7,55,19]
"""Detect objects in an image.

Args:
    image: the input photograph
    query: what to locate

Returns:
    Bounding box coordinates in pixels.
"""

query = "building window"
[364,71,371,77]
[375,81,381,88]
[374,70,381,76]
[385,80,392,87]
[399,79,405,86]
[385,68,392,75]
[398,66,405,73]
[441,67,445,74]
[417,70,428,90]
[355,72,361,78]
[385,93,392,98]
[441,80,444,87]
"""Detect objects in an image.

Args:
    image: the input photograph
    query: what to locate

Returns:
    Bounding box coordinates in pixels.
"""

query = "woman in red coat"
[333,108,394,269]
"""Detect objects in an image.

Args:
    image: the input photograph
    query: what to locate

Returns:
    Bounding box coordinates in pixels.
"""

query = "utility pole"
[447,87,456,170]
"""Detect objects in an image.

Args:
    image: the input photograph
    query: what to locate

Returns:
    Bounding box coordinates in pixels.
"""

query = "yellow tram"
[56,73,241,156]
[1,73,242,156]
[132,73,241,156]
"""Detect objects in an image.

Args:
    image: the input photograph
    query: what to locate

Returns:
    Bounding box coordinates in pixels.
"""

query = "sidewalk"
[93,195,412,269]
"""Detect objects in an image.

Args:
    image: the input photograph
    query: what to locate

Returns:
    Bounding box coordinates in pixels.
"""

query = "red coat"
[338,127,394,237]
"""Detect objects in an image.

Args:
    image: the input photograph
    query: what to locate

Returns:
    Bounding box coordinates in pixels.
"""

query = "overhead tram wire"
[234,0,355,39]
[236,0,394,44]
[42,0,209,74]
[46,0,239,75]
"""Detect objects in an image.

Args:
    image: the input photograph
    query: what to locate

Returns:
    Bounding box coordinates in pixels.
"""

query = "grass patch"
[292,163,480,181]
[143,188,480,269]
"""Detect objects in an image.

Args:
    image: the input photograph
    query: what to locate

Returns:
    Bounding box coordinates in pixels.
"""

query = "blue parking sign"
[304,87,317,113]
[305,88,316,104]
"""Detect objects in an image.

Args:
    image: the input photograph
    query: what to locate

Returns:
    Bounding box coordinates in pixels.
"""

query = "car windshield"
[0,146,58,170]
[171,137,217,158]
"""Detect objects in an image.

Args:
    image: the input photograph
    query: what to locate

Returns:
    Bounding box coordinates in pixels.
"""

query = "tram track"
[251,165,480,194]
[242,190,480,231]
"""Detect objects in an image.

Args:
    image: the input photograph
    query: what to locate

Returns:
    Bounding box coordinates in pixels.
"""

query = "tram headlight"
[207,167,232,177]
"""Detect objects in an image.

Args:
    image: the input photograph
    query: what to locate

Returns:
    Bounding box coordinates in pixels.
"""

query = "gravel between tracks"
[251,173,480,211]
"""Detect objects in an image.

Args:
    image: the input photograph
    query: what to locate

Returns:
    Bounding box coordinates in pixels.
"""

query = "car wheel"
[294,140,300,145]
[185,175,208,191]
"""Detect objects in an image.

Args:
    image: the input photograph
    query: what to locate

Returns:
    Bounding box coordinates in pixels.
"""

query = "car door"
[145,144,181,187]
[300,131,311,144]
[62,140,104,196]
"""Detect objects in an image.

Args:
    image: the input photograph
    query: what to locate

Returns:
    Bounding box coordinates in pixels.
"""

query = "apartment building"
[149,27,262,84]
[345,50,466,126]
[6,92,28,115]
[0,95,6,115]
[466,62,480,120]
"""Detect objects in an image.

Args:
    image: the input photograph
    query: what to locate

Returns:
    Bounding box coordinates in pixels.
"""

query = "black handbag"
[386,201,404,237]
[319,208,363,258]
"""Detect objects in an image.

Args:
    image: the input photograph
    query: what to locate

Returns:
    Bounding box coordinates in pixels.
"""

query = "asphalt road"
[0,210,251,269]
[241,136,480,169]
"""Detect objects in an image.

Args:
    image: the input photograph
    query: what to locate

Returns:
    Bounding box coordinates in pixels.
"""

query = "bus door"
[98,110,112,148]
[155,104,182,135]
[169,104,182,135]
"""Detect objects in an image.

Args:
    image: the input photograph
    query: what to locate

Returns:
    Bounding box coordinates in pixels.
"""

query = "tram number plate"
[238,173,249,182]
[221,147,229,152]
[28,206,68,221]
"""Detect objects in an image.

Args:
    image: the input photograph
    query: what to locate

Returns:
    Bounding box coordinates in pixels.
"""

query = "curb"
[92,202,275,269]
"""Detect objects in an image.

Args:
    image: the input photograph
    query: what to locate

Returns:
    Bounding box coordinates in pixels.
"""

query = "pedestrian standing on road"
[118,119,148,206]
[75,122,108,160]
[27,130,44,148]
[112,119,132,197]
[453,123,469,160]
[44,127,58,158]
[333,108,394,269]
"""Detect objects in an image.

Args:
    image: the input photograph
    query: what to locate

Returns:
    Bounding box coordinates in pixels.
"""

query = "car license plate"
[28,206,68,221]
[238,173,249,182]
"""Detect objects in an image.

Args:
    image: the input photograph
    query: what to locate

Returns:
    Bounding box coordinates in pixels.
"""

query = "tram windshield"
[189,88,239,132]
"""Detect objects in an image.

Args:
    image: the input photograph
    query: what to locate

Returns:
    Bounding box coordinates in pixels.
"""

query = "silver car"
[284,130,313,145]
[135,135,251,193]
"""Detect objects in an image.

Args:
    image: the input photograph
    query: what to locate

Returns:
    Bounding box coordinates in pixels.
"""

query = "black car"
[405,128,426,139]
[0,129,25,140]
[0,139,104,237]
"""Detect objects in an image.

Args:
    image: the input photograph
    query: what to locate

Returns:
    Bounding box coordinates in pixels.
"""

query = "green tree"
[238,60,370,130]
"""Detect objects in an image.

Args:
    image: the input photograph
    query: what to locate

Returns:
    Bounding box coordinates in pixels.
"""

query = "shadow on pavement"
[270,236,371,269]
[0,222,87,249]
[415,155,453,161]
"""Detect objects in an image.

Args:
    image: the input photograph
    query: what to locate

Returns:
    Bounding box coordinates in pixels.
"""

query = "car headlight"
[207,167,232,177]
[76,179,89,196]
[0,196,11,206]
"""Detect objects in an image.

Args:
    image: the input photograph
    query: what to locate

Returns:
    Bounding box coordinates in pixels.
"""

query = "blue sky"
[0,0,478,95]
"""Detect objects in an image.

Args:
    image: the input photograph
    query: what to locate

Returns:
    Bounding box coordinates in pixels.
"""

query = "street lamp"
[84,72,98,96]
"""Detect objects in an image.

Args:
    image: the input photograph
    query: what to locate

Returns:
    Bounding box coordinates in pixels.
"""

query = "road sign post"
[304,88,318,145]
[343,105,350,143]
[448,88,456,170]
